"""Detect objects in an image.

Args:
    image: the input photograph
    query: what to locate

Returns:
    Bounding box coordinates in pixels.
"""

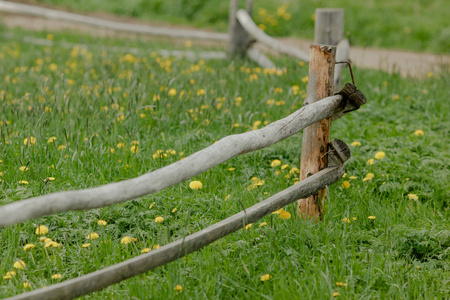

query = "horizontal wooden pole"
[0,0,228,41]
[0,94,346,227]
[236,9,309,61]
[7,165,345,300]
[246,47,276,68]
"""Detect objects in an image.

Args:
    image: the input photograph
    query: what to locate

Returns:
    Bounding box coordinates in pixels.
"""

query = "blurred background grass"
[31,0,450,53]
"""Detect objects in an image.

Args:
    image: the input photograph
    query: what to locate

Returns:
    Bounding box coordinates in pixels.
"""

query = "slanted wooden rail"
[0,90,363,227]
[6,165,346,300]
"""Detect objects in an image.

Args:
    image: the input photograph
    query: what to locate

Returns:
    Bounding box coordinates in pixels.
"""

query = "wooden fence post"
[314,8,345,90]
[229,0,253,58]
[297,44,336,220]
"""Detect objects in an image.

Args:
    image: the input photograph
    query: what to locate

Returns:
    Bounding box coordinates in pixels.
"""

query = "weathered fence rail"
[0,92,357,227]
[0,0,228,41]
[6,165,345,300]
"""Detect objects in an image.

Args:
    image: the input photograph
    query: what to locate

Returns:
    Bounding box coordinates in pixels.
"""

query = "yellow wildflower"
[189,181,203,190]
[259,222,267,227]
[171,207,177,213]
[245,223,253,230]
[117,142,125,149]
[86,232,100,240]
[271,159,281,167]
[23,136,36,145]
[23,282,31,288]
[97,220,107,226]
[414,129,424,136]
[48,137,57,143]
[367,159,374,165]
[52,274,62,280]
[342,181,350,189]
[342,218,350,223]
[168,88,177,96]
[23,243,35,251]
[408,194,418,200]
[333,292,340,297]
[374,151,386,160]
[13,260,26,269]
[155,216,164,223]
[121,236,133,245]
[19,166,29,171]
[351,141,361,147]
[228,167,236,171]
[35,225,49,235]
[368,216,376,220]
[44,241,60,248]
[19,180,29,185]
[224,194,231,201]
[153,244,160,250]
[363,173,374,182]
[260,274,272,281]
[82,243,91,248]
[279,210,291,219]
[174,284,183,292]
[336,282,347,287]
[130,145,139,153]
[141,248,150,253]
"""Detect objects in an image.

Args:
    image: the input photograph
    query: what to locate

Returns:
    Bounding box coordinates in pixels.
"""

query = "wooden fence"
[0,1,367,299]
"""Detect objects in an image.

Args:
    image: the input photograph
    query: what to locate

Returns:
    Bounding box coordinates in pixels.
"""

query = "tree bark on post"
[314,8,345,90]
[297,44,336,220]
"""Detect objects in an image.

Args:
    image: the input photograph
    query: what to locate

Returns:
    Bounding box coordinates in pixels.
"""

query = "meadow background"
[0,0,449,299]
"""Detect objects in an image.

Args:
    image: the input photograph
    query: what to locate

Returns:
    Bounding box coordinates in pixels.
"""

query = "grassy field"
[0,27,449,299]
[32,0,450,53]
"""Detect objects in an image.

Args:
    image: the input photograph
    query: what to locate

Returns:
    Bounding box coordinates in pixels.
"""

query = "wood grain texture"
[298,44,336,220]
[314,8,344,45]
[0,1,228,41]
[236,9,309,61]
[0,94,347,227]
[7,165,345,300]
[228,0,250,58]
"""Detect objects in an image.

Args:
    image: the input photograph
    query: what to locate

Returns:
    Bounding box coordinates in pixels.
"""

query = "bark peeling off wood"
[298,44,336,220]
[7,166,344,300]
[0,94,348,227]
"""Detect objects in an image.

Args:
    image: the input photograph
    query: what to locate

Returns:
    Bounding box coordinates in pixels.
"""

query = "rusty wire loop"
[336,60,355,85]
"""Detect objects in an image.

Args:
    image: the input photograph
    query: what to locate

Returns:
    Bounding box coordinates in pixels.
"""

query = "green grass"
[31,0,450,53]
[0,27,449,299]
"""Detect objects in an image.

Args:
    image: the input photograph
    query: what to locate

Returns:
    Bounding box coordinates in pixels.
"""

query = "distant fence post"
[229,0,253,58]
[314,8,345,90]
[297,44,336,220]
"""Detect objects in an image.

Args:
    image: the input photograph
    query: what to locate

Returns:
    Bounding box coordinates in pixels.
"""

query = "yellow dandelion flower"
[23,243,35,251]
[52,274,62,280]
[271,159,281,167]
[35,225,49,235]
[349,176,357,180]
[47,177,55,181]
[47,136,57,143]
[23,281,31,288]
[149,202,156,209]
[374,151,385,160]
[342,181,350,189]
[301,76,308,83]
[368,216,376,220]
[130,145,139,153]
[189,180,203,190]
[141,248,150,253]
[408,194,418,200]
[336,282,347,287]
[121,236,133,245]
[174,284,183,292]
[168,88,177,96]
[260,274,272,281]
[19,180,29,185]
[117,142,125,149]
[13,260,26,269]
[367,159,374,165]
[82,243,91,248]
[414,129,424,136]
[23,136,36,145]
[342,218,350,223]
[97,220,107,226]
[19,166,29,171]
[224,194,231,201]
[86,232,100,240]
[279,210,291,219]
[4,270,17,280]
[245,223,253,230]
[259,222,267,227]
[228,167,235,171]
[391,94,400,100]
[155,216,164,223]
[153,244,160,250]
[351,141,361,147]
[44,241,60,248]
[281,164,289,170]
[333,292,340,297]
[272,208,283,215]
[171,207,177,213]
[363,173,375,182]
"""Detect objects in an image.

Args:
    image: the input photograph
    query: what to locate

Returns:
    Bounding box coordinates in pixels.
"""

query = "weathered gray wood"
[0,94,348,227]
[298,44,336,220]
[7,165,345,300]
[314,8,344,45]
[229,0,250,58]
[0,0,228,41]
[327,138,351,167]
[334,38,350,89]
[236,9,309,61]
[247,47,276,68]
